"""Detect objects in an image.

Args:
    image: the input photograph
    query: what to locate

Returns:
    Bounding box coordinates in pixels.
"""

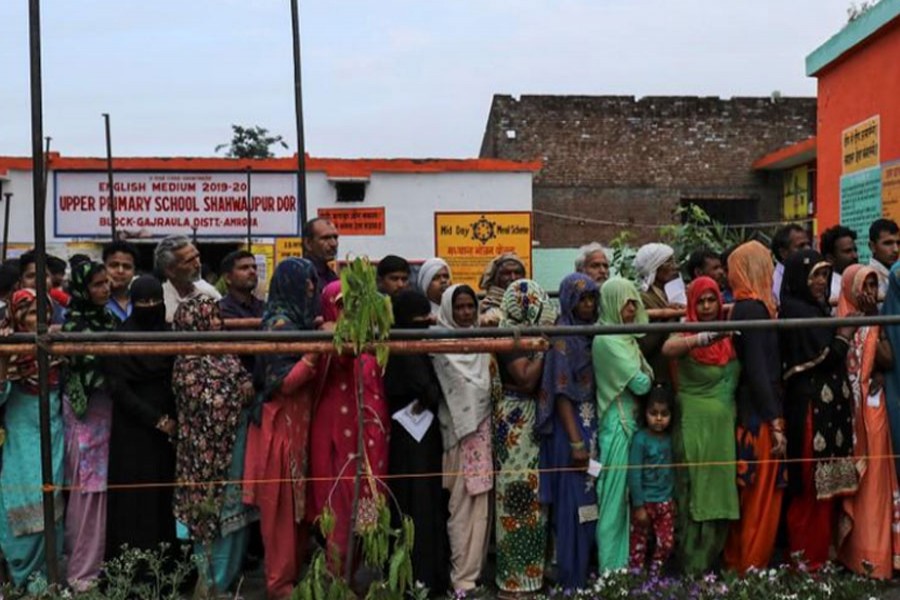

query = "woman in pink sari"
[309,280,390,572]
[838,264,900,578]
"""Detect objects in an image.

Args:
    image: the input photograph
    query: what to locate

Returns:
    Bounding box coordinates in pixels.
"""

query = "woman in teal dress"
[661,276,739,573]
[0,289,64,592]
[593,277,653,571]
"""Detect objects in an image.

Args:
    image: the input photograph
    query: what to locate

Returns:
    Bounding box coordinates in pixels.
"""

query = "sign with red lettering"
[54,171,299,238]
[317,207,385,236]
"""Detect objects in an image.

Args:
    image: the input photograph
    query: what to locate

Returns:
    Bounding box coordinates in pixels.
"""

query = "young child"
[627,384,676,573]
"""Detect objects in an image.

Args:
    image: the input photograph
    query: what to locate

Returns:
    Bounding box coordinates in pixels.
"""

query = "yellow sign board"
[842,115,880,174]
[882,161,900,225]
[250,243,275,293]
[783,165,810,220]
[275,237,303,263]
[434,212,532,290]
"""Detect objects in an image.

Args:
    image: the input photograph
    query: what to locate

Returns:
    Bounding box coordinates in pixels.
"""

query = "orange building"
[755,0,900,259]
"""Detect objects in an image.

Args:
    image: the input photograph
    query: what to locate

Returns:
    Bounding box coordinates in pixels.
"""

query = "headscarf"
[684,276,734,367]
[320,279,342,323]
[126,275,168,332]
[109,275,172,385]
[63,260,116,418]
[256,258,318,404]
[5,288,60,394]
[432,284,492,441]
[538,274,598,433]
[883,263,900,477]
[498,279,557,328]
[479,253,526,291]
[385,290,443,415]
[633,243,675,293]
[593,277,651,415]
[779,249,833,374]
[171,296,251,542]
[727,240,777,318]
[416,258,450,296]
[836,264,875,319]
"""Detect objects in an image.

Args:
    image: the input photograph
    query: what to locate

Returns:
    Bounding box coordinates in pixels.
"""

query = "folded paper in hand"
[392,401,434,443]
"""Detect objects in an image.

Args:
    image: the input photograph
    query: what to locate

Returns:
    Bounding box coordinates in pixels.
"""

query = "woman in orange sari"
[838,264,900,578]
[722,241,787,573]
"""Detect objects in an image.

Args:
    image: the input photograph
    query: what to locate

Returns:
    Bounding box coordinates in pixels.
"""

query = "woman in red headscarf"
[662,276,739,574]
[308,280,389,575]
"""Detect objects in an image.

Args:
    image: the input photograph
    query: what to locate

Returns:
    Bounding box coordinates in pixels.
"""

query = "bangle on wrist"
[302,356,317,368]
[569,440,585,450]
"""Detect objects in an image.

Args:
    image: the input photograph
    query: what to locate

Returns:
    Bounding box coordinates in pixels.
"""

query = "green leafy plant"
[659,203,746,268]
[294,257,418,599]
[214,124,289,159]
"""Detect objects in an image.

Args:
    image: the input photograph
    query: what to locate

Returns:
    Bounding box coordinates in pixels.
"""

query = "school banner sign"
[54,171,299,238]
[434,211,532,290]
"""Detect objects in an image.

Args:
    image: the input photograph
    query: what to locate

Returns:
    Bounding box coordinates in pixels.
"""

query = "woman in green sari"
[593,277,653,571]
[661,276,739,573]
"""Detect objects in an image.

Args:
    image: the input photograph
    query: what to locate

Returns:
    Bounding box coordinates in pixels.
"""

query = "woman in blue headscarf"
[537,273,600,589]
[243,258,320,600]
[881,262,900,481]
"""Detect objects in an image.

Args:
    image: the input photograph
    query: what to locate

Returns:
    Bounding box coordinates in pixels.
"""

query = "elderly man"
[478,253,526,326]
[303,218,339,292]
[155,234,221,323]
[575,242,611,284]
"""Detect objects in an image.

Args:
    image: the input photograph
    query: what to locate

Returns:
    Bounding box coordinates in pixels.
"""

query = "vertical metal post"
[290,0,308,229]
[246,167,253,252]
[41,136,51,215]
[2,193,11,262]
[103,113,117,240]
[27,0,60,584]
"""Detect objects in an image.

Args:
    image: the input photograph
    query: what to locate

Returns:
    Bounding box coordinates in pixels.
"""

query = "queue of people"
[1,216,900,598]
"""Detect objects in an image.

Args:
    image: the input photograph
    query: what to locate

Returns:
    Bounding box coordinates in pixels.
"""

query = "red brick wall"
[480,95,816,246]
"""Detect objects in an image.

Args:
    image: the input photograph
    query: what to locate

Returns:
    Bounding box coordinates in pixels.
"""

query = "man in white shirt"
[154,234,222,322]
[770,224,811,307]
[868,218,900,304]
[820,225,859,311]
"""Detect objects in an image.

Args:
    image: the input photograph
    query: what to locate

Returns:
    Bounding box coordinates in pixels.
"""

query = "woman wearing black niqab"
[779,249,858,570]
[384,290,450,594]
[104,275,178,558]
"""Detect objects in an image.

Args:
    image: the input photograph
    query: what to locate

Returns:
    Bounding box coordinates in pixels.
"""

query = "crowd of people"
[1,215,900,598]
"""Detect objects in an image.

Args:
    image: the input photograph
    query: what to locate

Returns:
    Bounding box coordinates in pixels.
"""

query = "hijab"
[256,258,319,403]
[593,277,651,414]
[6,288,60,394]
[498,279,557,328]
[109,275,172,382]
[432,284,492,441]
[727,240,777,318]
[479,253,526,291]
[538,274,598,432]
[126,275,168,332]
[685,276,734,367]
[320,280,342,323]
[417,258,450,315]
[385,289,442,414]
[63,260,116,418]
[779,249,834,374]
[633,243,674,293]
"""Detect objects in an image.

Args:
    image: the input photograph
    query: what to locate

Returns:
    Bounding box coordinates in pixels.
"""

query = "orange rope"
[5,453,889,493]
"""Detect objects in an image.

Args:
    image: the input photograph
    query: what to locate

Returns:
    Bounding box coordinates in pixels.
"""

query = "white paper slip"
[587,459,602,478]
[867,391,882,408]
[664,276,687,306]
[578,504,599,524]
[392,401,434,443]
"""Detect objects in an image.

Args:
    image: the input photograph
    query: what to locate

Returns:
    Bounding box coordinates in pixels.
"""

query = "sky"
[0,0,854,159]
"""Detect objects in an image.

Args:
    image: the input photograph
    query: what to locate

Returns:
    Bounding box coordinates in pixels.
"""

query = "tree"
[214,125,288,158]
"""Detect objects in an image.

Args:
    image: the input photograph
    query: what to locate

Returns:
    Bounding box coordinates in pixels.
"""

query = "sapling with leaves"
[295,257,418,599]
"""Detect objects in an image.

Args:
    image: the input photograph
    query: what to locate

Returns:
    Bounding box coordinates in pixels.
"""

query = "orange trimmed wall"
[813,15,900,230]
